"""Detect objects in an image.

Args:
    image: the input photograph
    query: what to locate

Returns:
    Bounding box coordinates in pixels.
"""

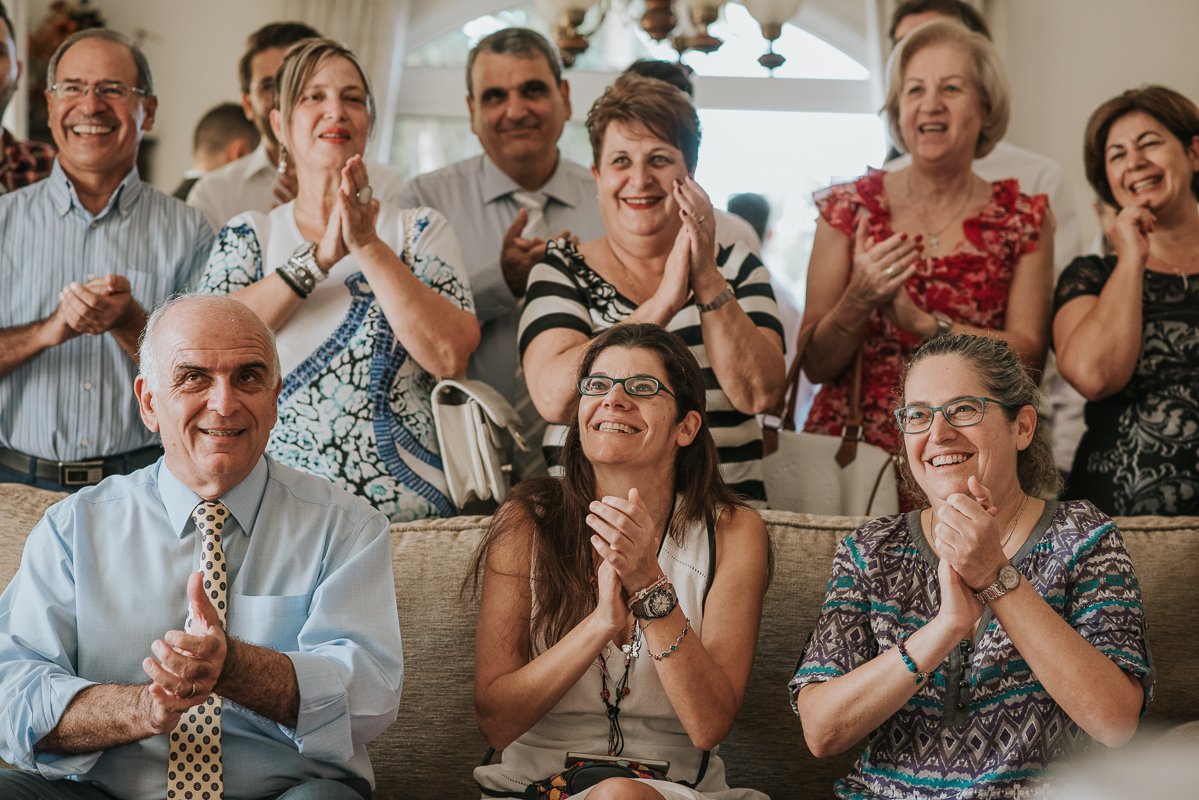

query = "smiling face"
[592,121,689,241]
[898,42,983,165]
[578,346,700,470]
[276,54,370,174]
[136,300,281,500]
[901,353,1034,505]
[1104,110,1199,213]
[46,37,156,182]
[468,51,570,178]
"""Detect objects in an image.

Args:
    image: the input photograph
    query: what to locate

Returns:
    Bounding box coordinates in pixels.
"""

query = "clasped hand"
[315,155,381,270]
[140,571,229,734]
[52,274,135,340]
[930,476,1009,634]
[587,488,663,629]
[653,177,720,317]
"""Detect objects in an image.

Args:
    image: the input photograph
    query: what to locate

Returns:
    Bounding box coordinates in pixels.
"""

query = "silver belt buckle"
[59,460,105,486]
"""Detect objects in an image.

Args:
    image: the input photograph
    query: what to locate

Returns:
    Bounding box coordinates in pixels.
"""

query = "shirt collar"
[246,142,277,179]
[480,149,582,209]
[48,158,145,219]
[159,456,269,539]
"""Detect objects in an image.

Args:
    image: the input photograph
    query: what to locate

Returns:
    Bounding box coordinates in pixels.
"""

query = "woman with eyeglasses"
[471,323,769,800]
[519,74,784,506]
[198,39,478,521]
[791,333,1151,800]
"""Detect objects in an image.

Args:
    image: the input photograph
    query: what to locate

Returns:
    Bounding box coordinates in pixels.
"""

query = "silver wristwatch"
[277,240,327,298]
[972,563,1021,604]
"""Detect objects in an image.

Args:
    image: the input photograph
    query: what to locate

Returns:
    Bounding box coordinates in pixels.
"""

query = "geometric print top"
[199,203,475,522]
[790,500,1153,799]
[1054,254,1199,515]
[803,168,1048,456]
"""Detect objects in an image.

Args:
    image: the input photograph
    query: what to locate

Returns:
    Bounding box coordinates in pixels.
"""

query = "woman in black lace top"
[1053,85,1199,515]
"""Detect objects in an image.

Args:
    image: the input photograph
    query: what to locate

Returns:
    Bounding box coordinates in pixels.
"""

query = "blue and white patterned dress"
[200,203,474,521]
[790,500,1153,800]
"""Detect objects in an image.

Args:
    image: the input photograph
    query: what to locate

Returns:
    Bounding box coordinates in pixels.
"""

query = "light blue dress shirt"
[0,456,403,799]
[0,160,213,461]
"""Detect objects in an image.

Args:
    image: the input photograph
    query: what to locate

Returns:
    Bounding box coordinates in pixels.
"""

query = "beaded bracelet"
[649,617,690,661]
[896,632,928,686]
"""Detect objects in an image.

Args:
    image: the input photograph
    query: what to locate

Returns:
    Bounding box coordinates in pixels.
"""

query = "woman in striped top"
[519,74,785,505]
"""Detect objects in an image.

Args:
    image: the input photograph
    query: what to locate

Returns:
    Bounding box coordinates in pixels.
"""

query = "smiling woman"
[1052,85,1199,516]
[199,39,480,522]
[471,322,770,799]
[792,333,1151,800]
[518,74,785,506]
[798,20,1053,509]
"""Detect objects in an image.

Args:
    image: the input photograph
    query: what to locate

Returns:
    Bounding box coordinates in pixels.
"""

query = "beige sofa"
[1,483,1196,799]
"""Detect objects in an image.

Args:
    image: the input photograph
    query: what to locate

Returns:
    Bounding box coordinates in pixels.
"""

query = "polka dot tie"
[167,501,229,800]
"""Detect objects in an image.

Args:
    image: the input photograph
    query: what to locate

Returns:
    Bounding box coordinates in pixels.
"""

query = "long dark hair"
[469,323,744,649]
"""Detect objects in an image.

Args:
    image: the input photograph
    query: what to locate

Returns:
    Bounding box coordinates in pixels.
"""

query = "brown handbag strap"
[836,349,864,468]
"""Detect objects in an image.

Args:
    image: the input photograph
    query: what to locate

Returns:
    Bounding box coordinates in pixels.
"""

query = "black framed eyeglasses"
[893,396,1018,434]
[578,374,674,398]
[50,81,149,101]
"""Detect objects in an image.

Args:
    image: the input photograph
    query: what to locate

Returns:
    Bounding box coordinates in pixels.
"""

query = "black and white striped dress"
[518,239,782,504]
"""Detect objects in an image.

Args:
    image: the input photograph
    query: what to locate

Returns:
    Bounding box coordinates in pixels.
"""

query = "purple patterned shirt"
[790,500,1153,799]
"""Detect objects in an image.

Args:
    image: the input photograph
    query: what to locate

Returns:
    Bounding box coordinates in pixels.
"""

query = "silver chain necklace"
[905,171,974,253]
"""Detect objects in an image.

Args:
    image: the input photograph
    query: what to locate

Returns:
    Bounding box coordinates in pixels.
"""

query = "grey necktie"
[511,189,551,240]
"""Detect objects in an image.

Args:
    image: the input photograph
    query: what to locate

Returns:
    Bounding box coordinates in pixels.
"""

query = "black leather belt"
[0,445,163,487]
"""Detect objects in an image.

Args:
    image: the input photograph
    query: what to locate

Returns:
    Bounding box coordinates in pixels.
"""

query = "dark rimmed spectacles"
[50,81,148,101]
[893,396,1017,434]
[578,375,674,398]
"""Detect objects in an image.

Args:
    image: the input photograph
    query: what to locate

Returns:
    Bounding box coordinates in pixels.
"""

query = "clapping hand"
[846,217,922,308]
[141,572,229,734]
[58,275,135,336]
[587,488,663,598]
[337,155,381,252]
[930,475,1007,591]
[500,211,547,297]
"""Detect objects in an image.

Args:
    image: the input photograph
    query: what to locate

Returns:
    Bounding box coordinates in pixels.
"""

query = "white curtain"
[284,0,413,163]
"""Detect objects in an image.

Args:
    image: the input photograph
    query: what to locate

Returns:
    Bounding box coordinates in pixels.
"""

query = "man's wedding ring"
[355,185,373,205]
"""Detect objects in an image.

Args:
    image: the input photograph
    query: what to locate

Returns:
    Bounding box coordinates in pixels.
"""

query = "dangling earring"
[276,146,289,175]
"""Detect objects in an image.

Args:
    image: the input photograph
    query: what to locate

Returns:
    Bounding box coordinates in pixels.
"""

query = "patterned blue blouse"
[790,500,1153,800]
[200,203,474,521]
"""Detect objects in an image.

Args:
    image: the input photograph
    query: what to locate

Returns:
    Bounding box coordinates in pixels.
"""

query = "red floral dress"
[804,168,1048,455]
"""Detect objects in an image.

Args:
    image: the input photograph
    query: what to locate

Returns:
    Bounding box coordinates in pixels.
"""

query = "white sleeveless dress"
[474,513,768,800]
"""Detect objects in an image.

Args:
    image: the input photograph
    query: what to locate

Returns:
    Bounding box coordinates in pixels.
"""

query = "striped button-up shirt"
[0,160,213,461]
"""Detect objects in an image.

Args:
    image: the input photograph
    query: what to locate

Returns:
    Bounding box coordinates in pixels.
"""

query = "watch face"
[999,564,1021,590]
[635,584,677,619]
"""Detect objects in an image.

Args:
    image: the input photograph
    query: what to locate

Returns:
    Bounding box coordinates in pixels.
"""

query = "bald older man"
[0,295,402,800]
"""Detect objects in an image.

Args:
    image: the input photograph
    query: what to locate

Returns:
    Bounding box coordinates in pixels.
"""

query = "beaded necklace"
[597,624,640,756]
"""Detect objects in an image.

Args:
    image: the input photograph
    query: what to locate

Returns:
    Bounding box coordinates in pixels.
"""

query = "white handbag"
[432,379,528,509]
[762,326,899,517]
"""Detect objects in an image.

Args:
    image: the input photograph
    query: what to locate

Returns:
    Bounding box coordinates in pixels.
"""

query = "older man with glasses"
[0,28,213,492]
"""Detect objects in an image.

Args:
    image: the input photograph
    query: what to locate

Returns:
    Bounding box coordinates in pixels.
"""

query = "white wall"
[995,0,1199,250]
[26,0,290,189]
